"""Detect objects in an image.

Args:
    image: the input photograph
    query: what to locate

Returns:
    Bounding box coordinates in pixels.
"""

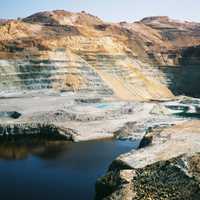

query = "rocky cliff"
[1,10,200,100]
[96,120,200,200]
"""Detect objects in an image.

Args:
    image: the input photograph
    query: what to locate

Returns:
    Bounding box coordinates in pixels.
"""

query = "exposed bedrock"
[95,121,200,200]
[160,65,200,98]
[0,94,187,142]
[157,45,200,98]
[0,123,73,141]
[181,45,200,65]
[96,153,200,200]
[0,53,113,96]
[3,11,200,100]
[0,50,173,101]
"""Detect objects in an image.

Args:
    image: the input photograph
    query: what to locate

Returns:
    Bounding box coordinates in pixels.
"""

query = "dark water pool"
[0,139,137,200]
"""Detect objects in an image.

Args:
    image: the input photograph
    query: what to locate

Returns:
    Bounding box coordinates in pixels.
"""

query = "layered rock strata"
[1,11,200,100]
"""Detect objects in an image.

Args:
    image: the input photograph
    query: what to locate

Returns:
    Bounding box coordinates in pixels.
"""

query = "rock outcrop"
[96,120,200,199]
[0,123,72,142]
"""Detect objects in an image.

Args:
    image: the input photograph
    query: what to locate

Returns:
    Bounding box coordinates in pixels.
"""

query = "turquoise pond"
[95,103,111,109]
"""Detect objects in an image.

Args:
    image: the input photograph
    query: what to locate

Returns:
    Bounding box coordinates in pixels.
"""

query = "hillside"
[0,10,200,100]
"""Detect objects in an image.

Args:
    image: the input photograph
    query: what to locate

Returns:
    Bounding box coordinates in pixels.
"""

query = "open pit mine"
[1,10,200,200]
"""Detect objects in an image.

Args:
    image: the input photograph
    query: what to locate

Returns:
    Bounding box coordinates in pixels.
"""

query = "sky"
[1,0,200,22]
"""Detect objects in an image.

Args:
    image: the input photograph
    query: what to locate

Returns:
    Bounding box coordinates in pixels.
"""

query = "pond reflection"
[0,139,137,200]
[0,141,70,160]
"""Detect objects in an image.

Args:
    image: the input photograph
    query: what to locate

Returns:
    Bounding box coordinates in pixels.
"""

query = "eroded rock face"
[96,153,200,200]
[96,121,200,199]
[1,11,200,100]
[0,123,72,142]
[161,46,200,97]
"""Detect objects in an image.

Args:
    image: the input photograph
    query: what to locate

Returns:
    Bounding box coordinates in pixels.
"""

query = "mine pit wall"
[79,52,174,101]
[0,51,174,101]
[1,46,200,100]
[157,46,200,98]
[159,65,200,98]
[0,57,113,96]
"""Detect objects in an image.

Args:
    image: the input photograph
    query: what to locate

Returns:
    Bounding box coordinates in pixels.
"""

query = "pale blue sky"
[1,0,200,22]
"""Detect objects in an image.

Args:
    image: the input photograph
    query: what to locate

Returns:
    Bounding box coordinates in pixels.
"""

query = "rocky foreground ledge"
[0,92,189,142]
[95,120,200,200]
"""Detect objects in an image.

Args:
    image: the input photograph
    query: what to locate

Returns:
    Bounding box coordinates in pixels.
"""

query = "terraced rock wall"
[1,11,200,100]
[0,51,113,96]
[80,52,173,101]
